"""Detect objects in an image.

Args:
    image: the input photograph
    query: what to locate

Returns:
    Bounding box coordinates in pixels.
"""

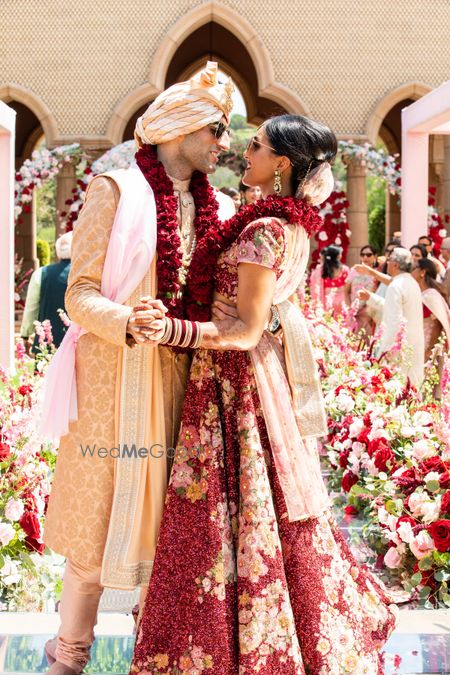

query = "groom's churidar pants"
[54,349,191,671]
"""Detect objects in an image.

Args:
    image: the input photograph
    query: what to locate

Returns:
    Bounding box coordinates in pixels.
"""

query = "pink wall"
[0,101,16,370]
[401,81,450,248]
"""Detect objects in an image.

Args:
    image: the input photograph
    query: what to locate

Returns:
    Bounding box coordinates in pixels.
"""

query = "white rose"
[413,411,433,427]
[424,472,440,483]
[349,419,364,438]
[0,522,16,546]
[397,521,414,544]
[4,498,24,522]
[336,393,355,413]
[411,440,434,461]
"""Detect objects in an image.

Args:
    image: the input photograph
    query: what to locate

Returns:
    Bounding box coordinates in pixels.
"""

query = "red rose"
[357,428,370,446]
[439,471,450,489]
[440,492,450,516]
[18,384,33,396]
[0,442,11,460]
[374,446,395,472]
[339,450,350,469]
[19,510,41,539]
[367,437,390,458]
[24,536,45,555]
[341,471,359,493]
[380,367,392,379]
[429,520,450,553]
[393,467,422,495]
[344,505,358,515]
[420,456,445,474]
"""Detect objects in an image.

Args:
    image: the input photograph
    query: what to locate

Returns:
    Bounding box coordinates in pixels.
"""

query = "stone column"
[444,135,450,225]
[14,154,38,272]
[385,189,401,244]
[343,155,368,266]
[55,161,77,237]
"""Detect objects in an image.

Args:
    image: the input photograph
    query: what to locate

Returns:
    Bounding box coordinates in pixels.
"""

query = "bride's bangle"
[159,318,203,348]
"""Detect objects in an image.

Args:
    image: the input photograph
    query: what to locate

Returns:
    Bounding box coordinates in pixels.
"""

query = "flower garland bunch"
[0,340,61,609]
[307,304,450,605]
[313,191,350,265]
[15,144,85,223]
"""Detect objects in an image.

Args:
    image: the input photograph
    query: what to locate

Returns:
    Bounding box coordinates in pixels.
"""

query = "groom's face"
[178,116,230,174]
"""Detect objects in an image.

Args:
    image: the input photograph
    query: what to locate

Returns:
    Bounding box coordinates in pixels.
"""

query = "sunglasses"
[208,122,230,140]
[247,136,277,153]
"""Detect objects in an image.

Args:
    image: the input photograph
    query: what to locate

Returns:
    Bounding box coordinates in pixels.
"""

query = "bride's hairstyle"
[265,114,338,194]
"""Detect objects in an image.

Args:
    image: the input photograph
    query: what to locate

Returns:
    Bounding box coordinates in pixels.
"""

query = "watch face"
[269,317,280,333]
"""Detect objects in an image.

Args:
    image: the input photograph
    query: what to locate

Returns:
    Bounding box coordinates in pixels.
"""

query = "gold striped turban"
[135,62,234,145]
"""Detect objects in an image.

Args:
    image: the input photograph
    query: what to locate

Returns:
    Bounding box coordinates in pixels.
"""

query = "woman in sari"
[130,115,397,675]
[412,258,450,366]
[309,244,350,316]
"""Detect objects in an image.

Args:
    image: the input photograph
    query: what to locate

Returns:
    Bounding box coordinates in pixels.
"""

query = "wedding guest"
[360,247,424,386]
[440,236,450,301]
[239,180,262,207]
[345,245,378,338]
[220,186,240,212]
[410,243,428,267]
[412,258,450,362]
[20,232,72,353]
[309,244,350,316]
[418,234,446,278]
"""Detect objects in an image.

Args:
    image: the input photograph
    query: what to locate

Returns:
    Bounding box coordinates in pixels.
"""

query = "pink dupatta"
[40,165,157,440]
[250,225,330,521]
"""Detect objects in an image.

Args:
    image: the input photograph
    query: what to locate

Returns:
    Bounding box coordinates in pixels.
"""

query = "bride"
[129,114,397,674]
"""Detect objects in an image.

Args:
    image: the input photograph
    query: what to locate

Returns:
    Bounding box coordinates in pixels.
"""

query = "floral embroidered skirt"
[130,349,398,675]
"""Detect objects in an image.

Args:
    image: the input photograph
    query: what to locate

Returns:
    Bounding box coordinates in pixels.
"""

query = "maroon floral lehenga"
[131,218,397,675]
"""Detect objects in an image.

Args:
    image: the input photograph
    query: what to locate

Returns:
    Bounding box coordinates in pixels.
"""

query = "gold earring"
[274,169,282,195]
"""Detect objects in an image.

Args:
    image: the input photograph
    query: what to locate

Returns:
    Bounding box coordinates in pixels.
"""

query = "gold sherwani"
[44,174,195,587]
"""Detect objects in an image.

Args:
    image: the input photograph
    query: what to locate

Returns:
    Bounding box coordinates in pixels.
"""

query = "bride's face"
[242,126,281,192]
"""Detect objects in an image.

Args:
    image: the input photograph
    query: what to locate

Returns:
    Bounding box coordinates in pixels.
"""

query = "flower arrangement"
[0,338,62,610]
[307,303,450,607]
[313,191,350,265]
[14,144,85,223]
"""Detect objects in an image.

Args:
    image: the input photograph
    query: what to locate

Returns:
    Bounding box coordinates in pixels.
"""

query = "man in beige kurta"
[43,62,234,675]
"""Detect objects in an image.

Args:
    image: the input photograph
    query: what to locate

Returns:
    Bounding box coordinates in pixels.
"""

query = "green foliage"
[36,239,50,267]
[229,114,249,130]
[35,176,56,259]
[367,175,386,253]
[209,166,240,190]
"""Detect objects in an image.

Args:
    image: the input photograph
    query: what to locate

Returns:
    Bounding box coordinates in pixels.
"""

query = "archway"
[107,2,308,145]
[4,100,44,271]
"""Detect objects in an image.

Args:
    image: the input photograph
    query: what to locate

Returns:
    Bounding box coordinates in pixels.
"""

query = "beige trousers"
[54,559,147,672]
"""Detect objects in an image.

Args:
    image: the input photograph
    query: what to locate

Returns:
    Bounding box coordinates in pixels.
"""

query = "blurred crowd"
[308,232,450,391]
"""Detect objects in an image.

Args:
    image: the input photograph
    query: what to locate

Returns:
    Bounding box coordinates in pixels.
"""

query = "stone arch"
[107,1,309,142]
[366,82,432,148]
[0,83,59,147]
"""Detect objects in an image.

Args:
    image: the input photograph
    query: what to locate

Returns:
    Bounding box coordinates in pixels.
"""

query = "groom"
[42,62,235,674]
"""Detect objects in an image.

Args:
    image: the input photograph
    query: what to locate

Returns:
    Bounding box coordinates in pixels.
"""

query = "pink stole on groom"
[40,165,157,441]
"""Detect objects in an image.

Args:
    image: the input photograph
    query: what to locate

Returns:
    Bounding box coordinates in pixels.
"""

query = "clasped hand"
[127,297,167,345]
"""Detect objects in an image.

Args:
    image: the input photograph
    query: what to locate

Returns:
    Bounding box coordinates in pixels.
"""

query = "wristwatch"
[267,305,281,334]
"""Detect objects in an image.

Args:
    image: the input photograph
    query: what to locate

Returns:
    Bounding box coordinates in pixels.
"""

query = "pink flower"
[409,530,435,559]
[384,546,402,569]
[171,463,194,489]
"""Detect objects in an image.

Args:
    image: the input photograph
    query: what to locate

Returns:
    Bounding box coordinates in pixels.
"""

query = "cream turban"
[55,231,72,260]
[135,61,234,145]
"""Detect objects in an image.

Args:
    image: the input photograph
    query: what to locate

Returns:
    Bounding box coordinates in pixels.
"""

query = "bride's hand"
[139,318,166,345]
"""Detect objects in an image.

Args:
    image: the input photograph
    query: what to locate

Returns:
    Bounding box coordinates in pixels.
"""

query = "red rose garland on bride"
[135,144,323,326]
